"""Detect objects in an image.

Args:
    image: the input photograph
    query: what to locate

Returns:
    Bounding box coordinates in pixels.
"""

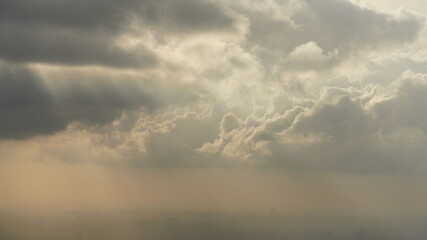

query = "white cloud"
[286,41,339,69]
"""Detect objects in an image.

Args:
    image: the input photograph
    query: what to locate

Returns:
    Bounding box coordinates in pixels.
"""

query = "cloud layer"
[1,0,427,173]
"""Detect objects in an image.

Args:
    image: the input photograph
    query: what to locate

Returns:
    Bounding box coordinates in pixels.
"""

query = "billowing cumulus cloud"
[238,0,422,53]
[286,41,339,70]
[1,0,427,174]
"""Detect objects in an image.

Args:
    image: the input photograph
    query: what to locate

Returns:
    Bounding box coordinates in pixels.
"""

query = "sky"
[1,0,427,215]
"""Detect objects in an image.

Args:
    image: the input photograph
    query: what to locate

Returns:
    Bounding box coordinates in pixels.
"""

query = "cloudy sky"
[1,0,427,214]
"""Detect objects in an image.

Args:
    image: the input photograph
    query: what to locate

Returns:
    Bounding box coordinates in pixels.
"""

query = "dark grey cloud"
[260,97,407,173]
[0,24,159,68]
[0,0,235,138]
[0,0,238,67]
[0,0,131,32]
[0,0,148,68]
[0,65,60,138]
[0,0,237,33]
[0,63,198,139]
[292,96,375,141]
[136,0,238,34]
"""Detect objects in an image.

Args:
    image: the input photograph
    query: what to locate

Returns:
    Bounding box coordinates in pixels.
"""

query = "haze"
[1,0,427,239]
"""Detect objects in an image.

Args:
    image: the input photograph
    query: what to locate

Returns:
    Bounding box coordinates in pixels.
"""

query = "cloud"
[0,64,60,138]
[240,0,423,63]
[292,96,374,141]
[0,25,160,68]
[0,63,199,139]
[0,0,239,68]
[372,71,427,133]
[192,69,427,173]
[286,41,339,70]
[1,0,427,174]
[302,0,423,50]
[136,0,239,34]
